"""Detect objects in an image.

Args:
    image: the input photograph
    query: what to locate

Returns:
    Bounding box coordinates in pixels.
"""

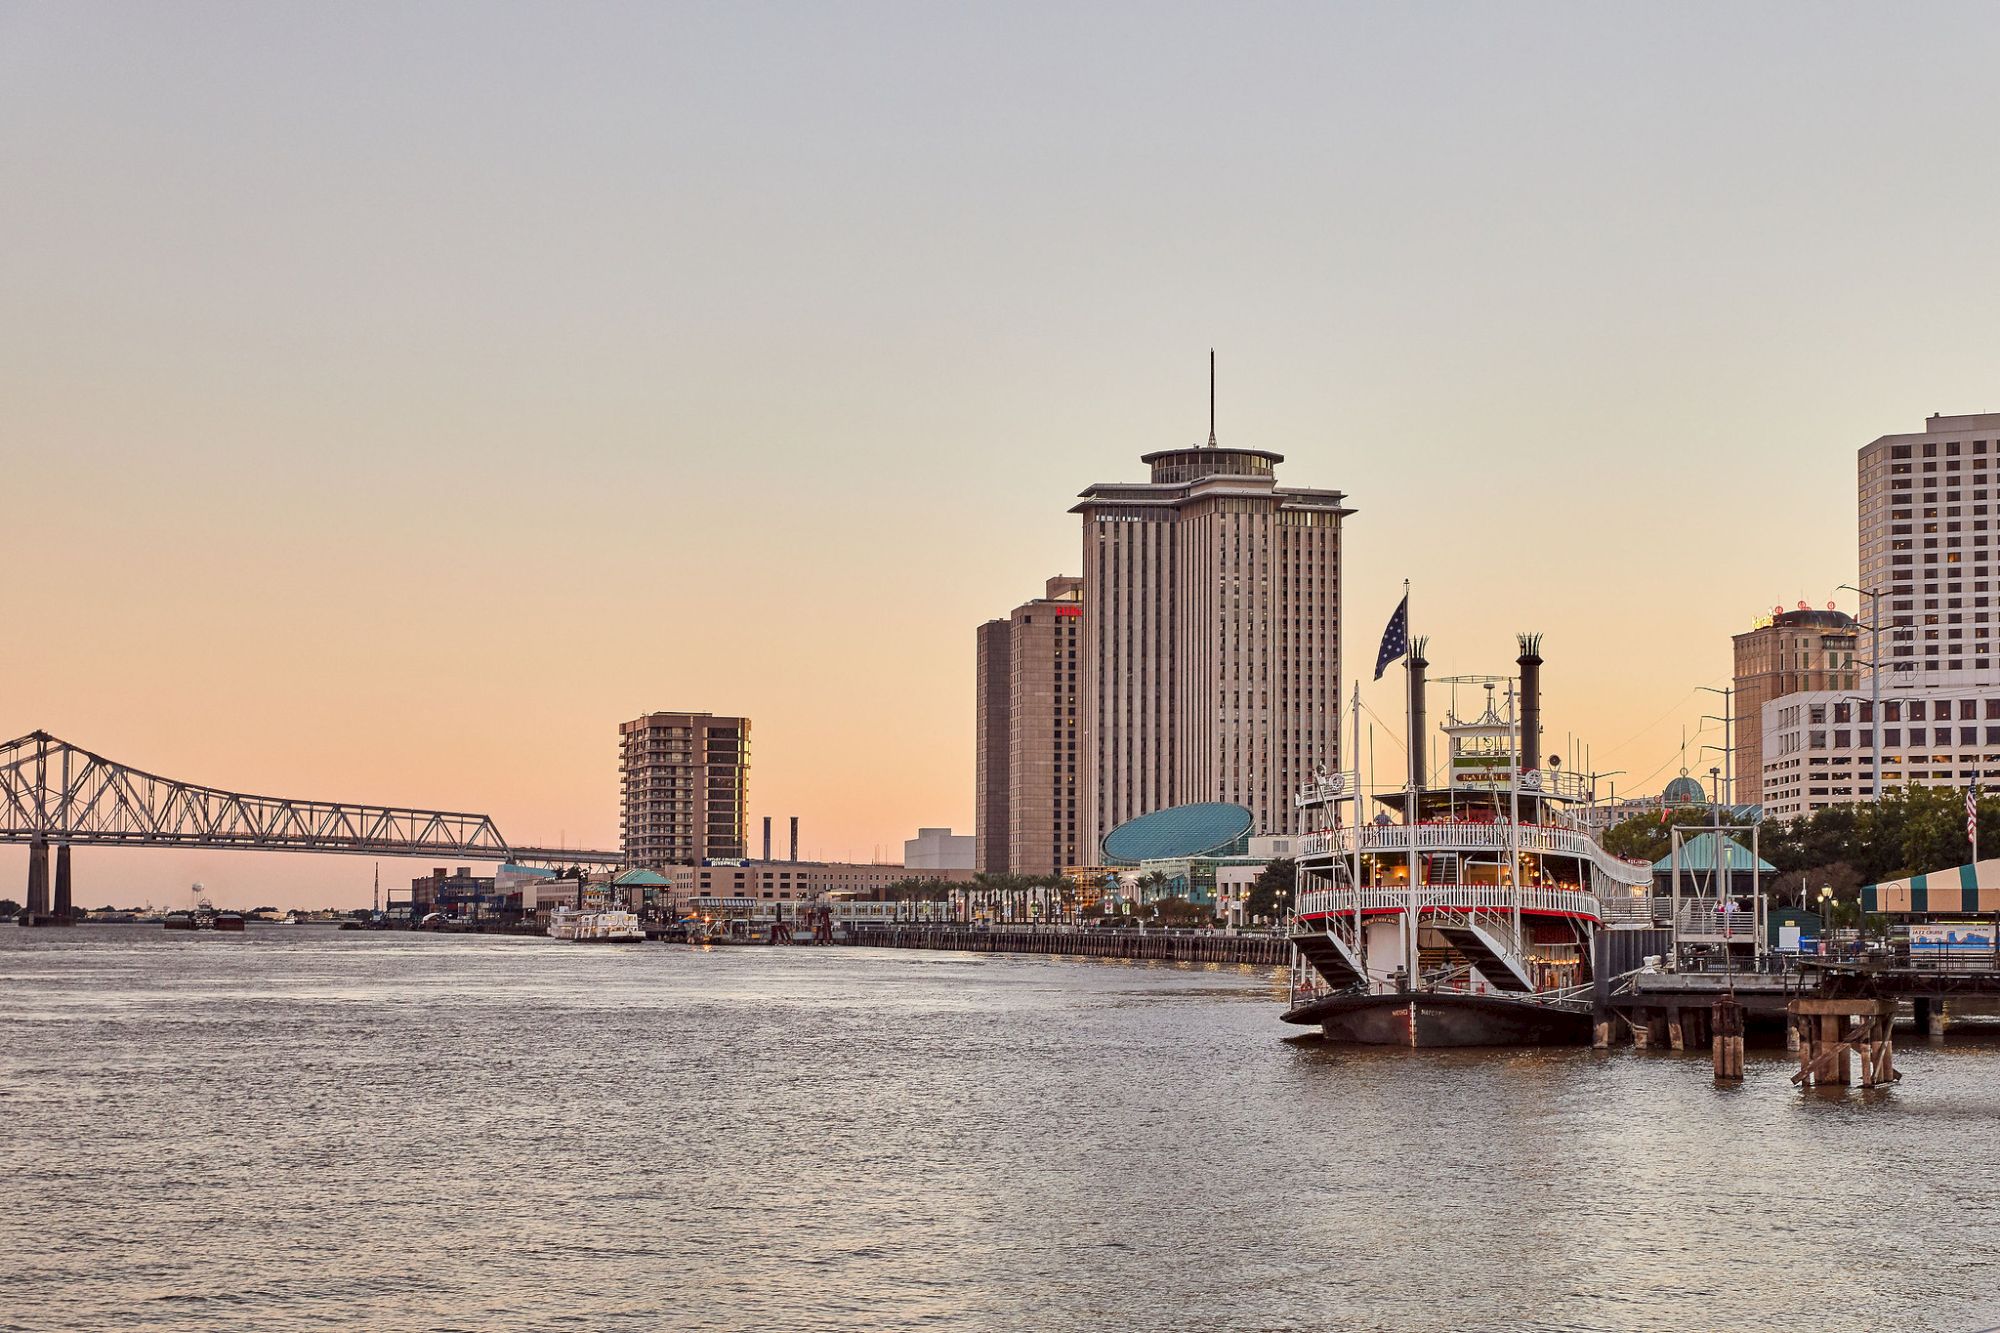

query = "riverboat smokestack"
[763,816,772,863]
[1408,638,1429,794]
[790,816,799,863]
[1516,633,1544,773]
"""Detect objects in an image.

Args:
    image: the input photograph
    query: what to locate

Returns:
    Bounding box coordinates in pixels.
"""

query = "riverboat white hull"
[547,907,646,943]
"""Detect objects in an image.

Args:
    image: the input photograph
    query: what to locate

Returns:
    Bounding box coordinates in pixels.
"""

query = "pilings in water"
[1591,933,1613,1049]
[839,924,1288,966]
[1913,997,1950,1037]
[1712,995,1745,1081]
[1629,1009,1668,1050]
[1789,998,1899,1089]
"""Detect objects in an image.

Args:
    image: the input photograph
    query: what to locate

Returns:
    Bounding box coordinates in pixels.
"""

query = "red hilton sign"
[1054,605,1082,617]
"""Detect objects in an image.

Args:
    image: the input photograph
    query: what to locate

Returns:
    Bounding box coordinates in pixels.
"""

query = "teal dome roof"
[1102,802,1254,866]
[1662,775,1709,806]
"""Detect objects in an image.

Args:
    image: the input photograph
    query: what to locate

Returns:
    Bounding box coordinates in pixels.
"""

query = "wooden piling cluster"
[1789,998,1899,1089]
[1711,995,1744,1080]
[840,924,1287,966]
[1627,1003,1718,1051]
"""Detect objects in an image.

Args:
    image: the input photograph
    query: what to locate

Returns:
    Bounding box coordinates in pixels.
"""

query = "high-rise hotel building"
[1754,411,2000,820]
[1860,412,2000,684]
[1073,445,1352,859]
[975,576,1084,876]
[619,711,750,868]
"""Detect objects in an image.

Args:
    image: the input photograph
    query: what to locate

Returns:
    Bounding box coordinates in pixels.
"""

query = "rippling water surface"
[4,926,1999,1332]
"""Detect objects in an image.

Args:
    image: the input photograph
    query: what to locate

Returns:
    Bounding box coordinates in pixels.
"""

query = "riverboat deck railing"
[1293,771,1362,808]
[1295,884,1602,920]
[1295,822,1652,887]
[1597,894,1664,926]
[1675,901,1755,939]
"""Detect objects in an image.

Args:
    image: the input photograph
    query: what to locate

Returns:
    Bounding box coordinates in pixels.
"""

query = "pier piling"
[1790,999,1898,1089]
[1711,996,1744,1081]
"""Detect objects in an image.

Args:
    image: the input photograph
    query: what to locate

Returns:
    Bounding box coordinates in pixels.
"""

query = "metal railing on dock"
[837,923,1289,966]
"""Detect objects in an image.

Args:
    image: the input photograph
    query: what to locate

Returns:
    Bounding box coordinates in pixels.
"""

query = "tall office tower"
[1730,607,1859,805]
[974,617,1013,874]
[619,712,750,868]
[1860,412,2000,687]
[1073,442,1352,860]
[975,576,1085,876]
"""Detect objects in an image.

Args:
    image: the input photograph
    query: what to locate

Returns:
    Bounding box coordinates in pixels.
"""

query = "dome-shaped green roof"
[1102,802,1254,866]
[1662,775,1709,806]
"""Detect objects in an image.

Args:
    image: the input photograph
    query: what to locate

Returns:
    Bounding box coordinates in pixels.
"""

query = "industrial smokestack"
[1517,633,1544,774]
[1408,638,1429,794]
[763,816,772,863]
[790,816,799,863]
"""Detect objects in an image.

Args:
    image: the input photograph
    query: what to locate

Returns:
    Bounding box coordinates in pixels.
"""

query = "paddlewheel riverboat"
[1284,635,1654,1046]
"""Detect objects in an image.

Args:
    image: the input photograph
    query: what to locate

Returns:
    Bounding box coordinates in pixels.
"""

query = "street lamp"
[1839,583,1885,802]
[1818,884,1834,950]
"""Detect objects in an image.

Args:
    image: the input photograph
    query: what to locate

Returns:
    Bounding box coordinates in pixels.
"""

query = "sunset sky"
[8,3,2000,907]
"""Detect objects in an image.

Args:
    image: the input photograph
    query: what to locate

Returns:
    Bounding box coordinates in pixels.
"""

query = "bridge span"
[1,730,621,923]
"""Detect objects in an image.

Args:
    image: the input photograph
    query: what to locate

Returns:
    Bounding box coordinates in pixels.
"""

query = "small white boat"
[548,906,647,943]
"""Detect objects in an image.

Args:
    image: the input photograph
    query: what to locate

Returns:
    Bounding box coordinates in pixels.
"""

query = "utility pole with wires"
[1698,684,1737,808]
[1839,583,1885,802]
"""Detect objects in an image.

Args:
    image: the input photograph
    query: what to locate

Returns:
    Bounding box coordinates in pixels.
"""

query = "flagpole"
[1404,580,1419,996]
[1351,680,1363,952]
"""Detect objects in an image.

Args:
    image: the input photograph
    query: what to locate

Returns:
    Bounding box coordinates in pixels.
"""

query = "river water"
[2,926,1997,1332]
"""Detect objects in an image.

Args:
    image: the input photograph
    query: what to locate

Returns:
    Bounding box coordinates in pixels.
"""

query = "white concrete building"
[1759,411,2000,821]
[903,827,976,872]
[1760,687,2000,820]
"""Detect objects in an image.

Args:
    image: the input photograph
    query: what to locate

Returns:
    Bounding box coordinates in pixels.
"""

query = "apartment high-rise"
[1074,444,1351,859]
[975,576,1084,876]
[1731,606,1859,805]
[619,711,749,868]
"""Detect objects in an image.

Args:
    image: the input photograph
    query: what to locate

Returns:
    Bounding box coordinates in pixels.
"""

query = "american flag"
[1374,594,1410,680]
[1970,783,1980,847]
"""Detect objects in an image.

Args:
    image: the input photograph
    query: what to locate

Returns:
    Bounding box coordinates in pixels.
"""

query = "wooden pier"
[1790,997,1899,1089]
[837,924,1288,966]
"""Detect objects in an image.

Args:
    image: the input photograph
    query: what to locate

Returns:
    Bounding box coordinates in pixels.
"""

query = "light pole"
[1587,769,1627,836]
[1840,583,1884,802]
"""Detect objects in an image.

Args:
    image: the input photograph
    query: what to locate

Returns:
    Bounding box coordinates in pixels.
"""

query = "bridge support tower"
[53,844,72,924]
[24,838,49,923]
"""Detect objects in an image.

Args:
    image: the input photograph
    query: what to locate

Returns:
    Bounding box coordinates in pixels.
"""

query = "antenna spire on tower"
[1208,348,1216,447]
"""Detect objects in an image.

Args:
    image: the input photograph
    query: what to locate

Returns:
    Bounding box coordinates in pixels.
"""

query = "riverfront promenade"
[837,922,1288,966]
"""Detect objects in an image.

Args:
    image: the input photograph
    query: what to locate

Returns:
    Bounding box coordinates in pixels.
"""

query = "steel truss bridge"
[0,730,619,867]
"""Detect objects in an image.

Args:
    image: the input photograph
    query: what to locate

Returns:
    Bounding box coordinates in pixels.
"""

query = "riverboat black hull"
[1282,990,1591,1047]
